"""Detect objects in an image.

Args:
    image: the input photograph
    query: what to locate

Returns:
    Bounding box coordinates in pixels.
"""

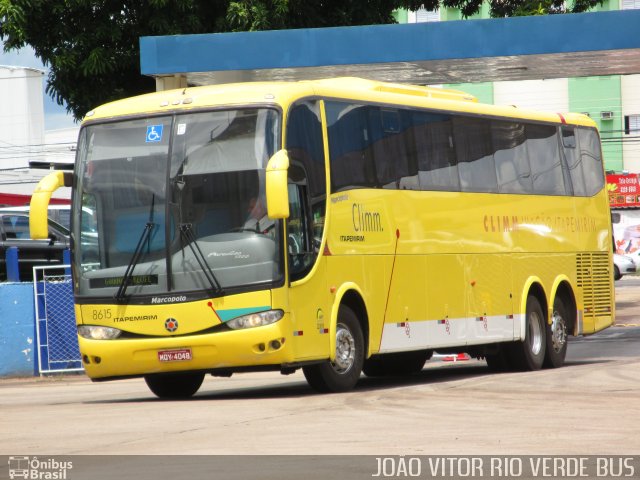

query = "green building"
[398,1,640,173]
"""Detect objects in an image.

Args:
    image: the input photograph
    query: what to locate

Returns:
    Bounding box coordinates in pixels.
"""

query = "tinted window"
[286,101,326,198]
[492,121,532,194]
[372,108,413,189]
[286,101,327,280]
[326,102,377,191]
[454,116,497,193]
[325,100,595,199]
[412,111,459,191]
[577,128,605,196]
[562,127,587,196]
[526,124,566,195]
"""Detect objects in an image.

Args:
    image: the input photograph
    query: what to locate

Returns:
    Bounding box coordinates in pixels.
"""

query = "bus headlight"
[226,310,284,330]
[78,325,122,340]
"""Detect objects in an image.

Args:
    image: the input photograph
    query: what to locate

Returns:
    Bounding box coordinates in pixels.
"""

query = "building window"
[625,115,640,135]
[622,0,640,9]
[409,8,441,22]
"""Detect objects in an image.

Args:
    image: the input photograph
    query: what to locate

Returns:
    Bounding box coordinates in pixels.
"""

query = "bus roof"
[85,77,597,129]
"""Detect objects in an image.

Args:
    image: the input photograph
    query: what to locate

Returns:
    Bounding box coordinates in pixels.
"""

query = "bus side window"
[577,127,605,196]
[412,112,459,192]
[526,124,567,195]
[492,121,532,194]
[453,116,497,193]
[287,183,311,278]
[285,100,326,280]
[561,126,586,196]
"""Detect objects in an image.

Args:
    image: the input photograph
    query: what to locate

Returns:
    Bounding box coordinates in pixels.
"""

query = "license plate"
[158,348,192,362]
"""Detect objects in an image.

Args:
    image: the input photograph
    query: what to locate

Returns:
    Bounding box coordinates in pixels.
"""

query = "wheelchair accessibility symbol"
[146,125,164,143]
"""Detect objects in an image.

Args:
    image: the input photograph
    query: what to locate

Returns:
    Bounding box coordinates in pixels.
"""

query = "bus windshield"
[73,108,282,299]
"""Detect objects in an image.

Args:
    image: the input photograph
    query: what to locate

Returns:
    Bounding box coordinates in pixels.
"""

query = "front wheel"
[303,305,364,393]
[508,295,546,371]
[144,372,205,399]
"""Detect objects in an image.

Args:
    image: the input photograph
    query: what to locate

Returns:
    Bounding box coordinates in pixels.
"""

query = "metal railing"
[32,265,83,375]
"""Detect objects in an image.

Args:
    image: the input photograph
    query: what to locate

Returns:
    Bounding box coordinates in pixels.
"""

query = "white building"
[0,65,74,205]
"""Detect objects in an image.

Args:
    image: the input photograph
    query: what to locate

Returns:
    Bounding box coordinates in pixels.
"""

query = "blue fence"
[0,251,80,377]
[34,271,82,374]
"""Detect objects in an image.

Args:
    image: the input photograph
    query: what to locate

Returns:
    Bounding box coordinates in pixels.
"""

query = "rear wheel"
[508,295,546,371]
[144,372,205,399]
[363,350,432,377]
[543,297,569,368]
[614,265,621,281]
[303,305,364,393]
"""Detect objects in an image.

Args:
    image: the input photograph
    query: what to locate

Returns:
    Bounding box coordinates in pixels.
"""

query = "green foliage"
[1,0,229,120]
[1,0,605,121]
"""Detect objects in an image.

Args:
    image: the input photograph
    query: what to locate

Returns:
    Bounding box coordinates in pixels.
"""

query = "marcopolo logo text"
[151,295,187,304]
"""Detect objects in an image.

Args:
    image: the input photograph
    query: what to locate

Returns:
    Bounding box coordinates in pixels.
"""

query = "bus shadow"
[84,358,614,404]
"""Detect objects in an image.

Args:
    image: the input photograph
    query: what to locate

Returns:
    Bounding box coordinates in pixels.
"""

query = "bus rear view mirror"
[266,150,290,219]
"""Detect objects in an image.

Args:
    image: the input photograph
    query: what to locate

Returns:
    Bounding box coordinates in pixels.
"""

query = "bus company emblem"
[165,318,179,332]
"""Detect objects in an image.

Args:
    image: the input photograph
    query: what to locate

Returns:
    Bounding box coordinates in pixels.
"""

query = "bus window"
[287,183,311,278]
[326,102,377,191]
[371,108,412,189]
[562,127,587,196]
[286,101,326,279]
[412,112,459,192]
[453,116,497,193]
[577,128,605,196]
[492,121,532,194]
[526,124,567,195]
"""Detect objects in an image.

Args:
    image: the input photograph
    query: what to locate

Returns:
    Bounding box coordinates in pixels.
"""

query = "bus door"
[286,183,330,361]
[284,100,331,361]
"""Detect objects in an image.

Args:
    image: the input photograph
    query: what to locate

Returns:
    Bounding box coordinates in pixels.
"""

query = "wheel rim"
[528,310,543,356]
[332,323,356,374]
[550,310,568,353]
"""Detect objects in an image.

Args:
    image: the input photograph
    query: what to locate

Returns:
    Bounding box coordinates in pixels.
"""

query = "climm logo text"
[352,203,384,232]
[483,214,597,233]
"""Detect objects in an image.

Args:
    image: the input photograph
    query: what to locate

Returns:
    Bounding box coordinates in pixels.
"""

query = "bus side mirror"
[265,150,290,219]
[30,171,72,240]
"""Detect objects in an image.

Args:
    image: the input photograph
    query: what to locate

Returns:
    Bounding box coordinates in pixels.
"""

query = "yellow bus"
[30,77,614,398]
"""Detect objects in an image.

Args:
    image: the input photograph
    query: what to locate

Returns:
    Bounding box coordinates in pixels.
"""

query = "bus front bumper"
[79,319,294,380]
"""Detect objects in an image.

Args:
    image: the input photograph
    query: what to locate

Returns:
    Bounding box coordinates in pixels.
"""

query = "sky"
[0,43,78,131]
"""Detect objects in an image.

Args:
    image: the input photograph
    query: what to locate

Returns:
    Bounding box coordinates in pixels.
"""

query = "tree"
[0,0,229,121]
[1,0,603,121]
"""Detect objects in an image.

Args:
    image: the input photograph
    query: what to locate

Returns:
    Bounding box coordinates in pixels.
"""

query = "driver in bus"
[243,196,274,235]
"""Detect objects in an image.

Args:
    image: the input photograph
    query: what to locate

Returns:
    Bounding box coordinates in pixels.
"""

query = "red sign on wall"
[607,174,640,208]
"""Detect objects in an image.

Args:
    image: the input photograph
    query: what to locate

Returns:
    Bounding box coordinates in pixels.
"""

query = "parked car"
[613,253,636,281]
[0,210,70,282]
[0,205,70,229]
[618,250,640,272]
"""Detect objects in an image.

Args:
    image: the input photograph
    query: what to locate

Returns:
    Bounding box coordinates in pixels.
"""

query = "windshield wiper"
[179,223,224,294]
[115,195,156,302]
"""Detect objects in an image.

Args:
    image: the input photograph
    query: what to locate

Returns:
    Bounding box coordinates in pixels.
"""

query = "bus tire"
[363,350,432,377]
[508,295,546,371]
[303,305,364,393]
[543,297,569,368]
[144,372,205,399]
